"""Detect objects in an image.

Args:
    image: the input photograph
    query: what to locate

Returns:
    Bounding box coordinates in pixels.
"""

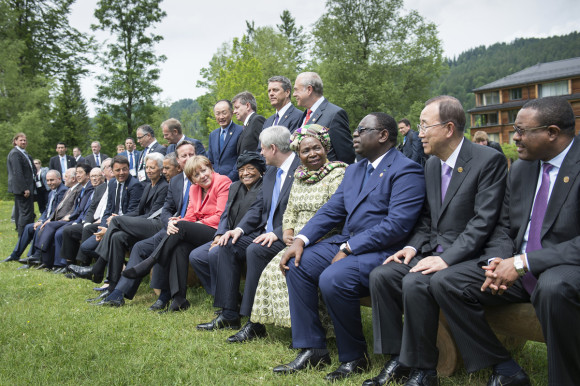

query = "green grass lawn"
[0,200,548,385]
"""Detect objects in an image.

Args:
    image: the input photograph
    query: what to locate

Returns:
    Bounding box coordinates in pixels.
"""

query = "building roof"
[473,57,580,92]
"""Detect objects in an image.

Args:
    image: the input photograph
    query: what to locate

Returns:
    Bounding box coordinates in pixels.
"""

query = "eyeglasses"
[354,126,380,135]
[136,133,150,140]
[512,125,549,136]
[417,121,450,133]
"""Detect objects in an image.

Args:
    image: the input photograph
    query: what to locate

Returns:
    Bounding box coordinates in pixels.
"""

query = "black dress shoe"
[148,299,169,311]
[86,289,111,303]
[1,256,19,263]
[20,256,39,265]
[227,321,267,343]
[64,272,77,279]
[196,314,241,330]
[273,349,332,375]
[67,264,103,283]
[405,369,439,386]
[159,299,190,314]
[324,355,370,381]
[94,298,125,307]
[487,369,530,386]
[362,359,411,385]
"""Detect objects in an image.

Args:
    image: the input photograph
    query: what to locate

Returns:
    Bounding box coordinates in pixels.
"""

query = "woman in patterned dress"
[250,124,347,328]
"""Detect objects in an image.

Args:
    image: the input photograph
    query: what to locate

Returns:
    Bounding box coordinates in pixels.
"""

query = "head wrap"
[289,124,331,152]
[236,151,266,175]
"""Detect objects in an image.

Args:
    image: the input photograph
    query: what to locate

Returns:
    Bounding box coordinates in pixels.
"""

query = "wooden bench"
[359,297,544,376]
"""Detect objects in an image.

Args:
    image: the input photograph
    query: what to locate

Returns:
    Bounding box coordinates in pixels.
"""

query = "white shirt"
[303,96,326,125]
[243,112,255,126]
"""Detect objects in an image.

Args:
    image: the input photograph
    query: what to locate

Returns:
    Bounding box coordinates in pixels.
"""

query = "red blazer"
[182,172,231,228]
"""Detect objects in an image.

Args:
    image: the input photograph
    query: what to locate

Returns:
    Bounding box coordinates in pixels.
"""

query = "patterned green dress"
[250,165,345,327]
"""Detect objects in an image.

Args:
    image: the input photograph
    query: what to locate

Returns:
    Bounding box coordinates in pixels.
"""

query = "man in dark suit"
[207,100,243,181]
[60,161,112,266]
[397,118,426,166]
[262,76,304,134]
[49,142,77,175]
[136,124,167,182]
[73,147,85,164]
[197,126,300,339]
[85,141,109,168]
[163,118,206,156]
[7,133,37,236]
[102,141,197,309]
[2,170,65,263]
[119,137,141,177]
[364,97,508,386]
[275,113,425,381]
[293,72,355,164]
[431,96,580,386]
[69,152,168,300]
[232,91,266,154]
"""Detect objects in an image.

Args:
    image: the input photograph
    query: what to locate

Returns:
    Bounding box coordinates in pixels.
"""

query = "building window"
[488,133,500,143]
[538,80,569,97]
[508,109,520,123]
[474,112,499,127]
[509,131,516,144]
[481,91,500,106]
[509,88,522,100]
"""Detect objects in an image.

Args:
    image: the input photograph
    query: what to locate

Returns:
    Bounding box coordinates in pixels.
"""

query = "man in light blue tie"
[120,137,140,177]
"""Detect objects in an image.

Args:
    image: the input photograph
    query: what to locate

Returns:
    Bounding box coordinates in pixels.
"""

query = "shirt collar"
[277,102,292,117]
[243,112,255,126]
[544,138,574,170]
[369,148,392,170]
[441,138,464,170]
[279,152,296,174]
[309,96,325,114]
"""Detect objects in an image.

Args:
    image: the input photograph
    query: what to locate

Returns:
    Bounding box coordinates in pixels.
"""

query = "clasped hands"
[481,257,520,295]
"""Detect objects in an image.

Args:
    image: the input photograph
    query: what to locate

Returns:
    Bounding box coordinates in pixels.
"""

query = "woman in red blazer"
[123,155,231,311]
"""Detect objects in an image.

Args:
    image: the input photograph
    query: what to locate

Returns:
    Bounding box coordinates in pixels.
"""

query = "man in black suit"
[397,118,426,166]
[207,100,244,181]
[85,141,109,168]
[293,72,355,164]
[431,96,580,386]
[49,142,76,175]
[73,147,85,164]
[7,133,37,236]
[163,118,206,156]
[197,126,300,341]
[364,96,508,386]
[103,141,197,310]
[136,124,166,182]
[232,91,266,154]
[262,76,304,134]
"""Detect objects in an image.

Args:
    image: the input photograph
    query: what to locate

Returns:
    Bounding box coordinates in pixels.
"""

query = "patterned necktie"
[220,129,226,152]
[441,163,453,203]
[47,191,56,216]
[523,163,553,294]
[266,168,284,233]
[274,113,279,125]
[180,181,191,218]
[304,109,312,125]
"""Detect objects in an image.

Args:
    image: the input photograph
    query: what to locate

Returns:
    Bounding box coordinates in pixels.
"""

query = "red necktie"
[304,109,312,125]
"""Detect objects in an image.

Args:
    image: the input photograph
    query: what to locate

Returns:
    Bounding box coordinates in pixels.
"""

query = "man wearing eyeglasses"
[136,124,167,182]
[365,96,508,386]
[430,96,580,386]
[276,113,425,381]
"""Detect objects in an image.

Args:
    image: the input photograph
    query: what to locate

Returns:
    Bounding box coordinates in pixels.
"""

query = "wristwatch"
[513,254,525,277]
[340,243,351,256]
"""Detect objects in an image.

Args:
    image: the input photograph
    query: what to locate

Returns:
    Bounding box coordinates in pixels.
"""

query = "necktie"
[180,181,191,218]
[47,192,56,216]
[220,129,226,152]
[274,113,279,125]
[441,163,453,203]
[129,152,134,170]
[304,109,312,125]
[96,154,100,167]
[114,183,122,214]
[523,163,553,294]
[61,157,66,174]
[361,163,374,190]
[266,168,284,233]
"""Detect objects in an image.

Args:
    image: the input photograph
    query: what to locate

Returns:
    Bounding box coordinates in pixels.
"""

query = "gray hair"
[65,167,77,179]
[46,169,61,179]
[101,158,112,170]
[164,152,179,167]
[137,124,155,137]
[145,152,164,169]
[259,125,291,153]
[297,72,323,95]
[268,75,292,93]
[232,91,257,112]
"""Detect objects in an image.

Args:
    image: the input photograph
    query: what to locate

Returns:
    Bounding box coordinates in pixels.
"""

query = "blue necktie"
[361,163,374,189]
[274,113,279,125]
[129,152,134,170]
[47,192,56,216]
[180,181,191,217]
[60,157,66,174]
[96,154,100,166]
[219,129,226,152]
[266,168,284,233]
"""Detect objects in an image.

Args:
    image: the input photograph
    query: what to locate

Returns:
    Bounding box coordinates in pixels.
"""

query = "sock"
[106,289,124,302]
[494,359,521,377]
[158,290,171,303]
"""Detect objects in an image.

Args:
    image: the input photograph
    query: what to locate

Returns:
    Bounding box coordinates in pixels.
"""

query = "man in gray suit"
[431,96,580,386]
[293,72,355,164]
[233,91,265,154]
[85,141,109,168]
[365,96,507,386]
[163,118,206,156]
[7,133,37,236]
[262,76,303,134]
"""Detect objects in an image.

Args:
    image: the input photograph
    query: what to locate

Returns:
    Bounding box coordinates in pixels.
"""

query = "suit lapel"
[515,161,541,246]
[440,141,473,215]
[219,124,235,157]
[279,105,295,125]
[274,157,299,209]
[351,151,395,212]
[427,159,442,215]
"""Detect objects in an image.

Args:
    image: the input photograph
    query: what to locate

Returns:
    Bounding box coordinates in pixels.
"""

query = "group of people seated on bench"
[5,91,578,386]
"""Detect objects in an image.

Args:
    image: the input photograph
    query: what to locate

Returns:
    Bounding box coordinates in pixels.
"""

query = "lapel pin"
[312,118,317,122]
[564,176,570,183]
[379,172,384,177]
[284,115,288,119]
[457,167,463,173]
